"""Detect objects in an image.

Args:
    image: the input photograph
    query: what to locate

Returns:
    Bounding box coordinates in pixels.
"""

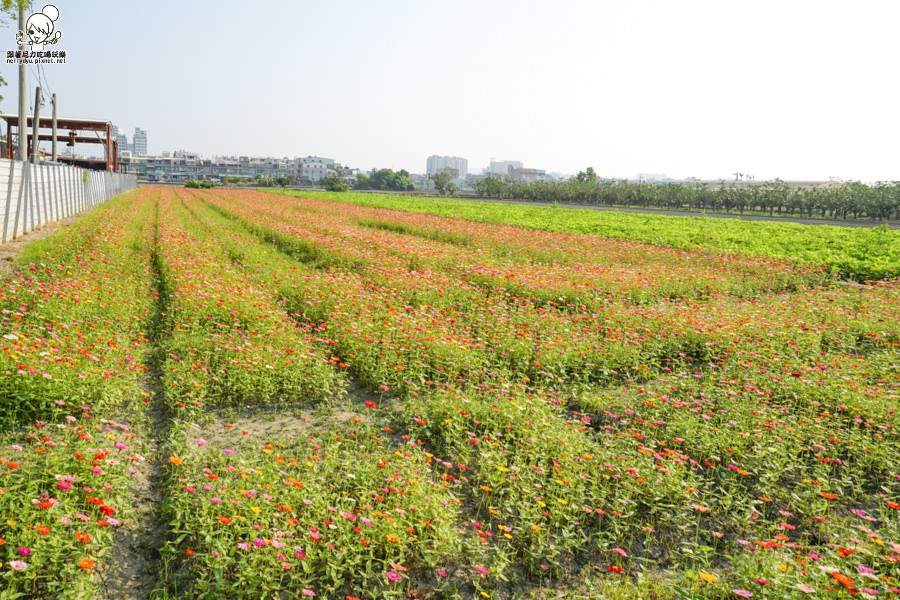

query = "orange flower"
[7,462,19,469]
[386,534,400,542]
[887,501,900,510]
[820,492,838,500]
[217,516,232,525]
[831,571,855,589]
[78,558,95,571]
[169,456,182,466]
[699,571,718,583]
[75,532,92,544]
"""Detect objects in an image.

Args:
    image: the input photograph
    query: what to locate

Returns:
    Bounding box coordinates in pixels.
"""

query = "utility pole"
[32,86,41,165]
[51,94,58,161]
[17,5,27,161]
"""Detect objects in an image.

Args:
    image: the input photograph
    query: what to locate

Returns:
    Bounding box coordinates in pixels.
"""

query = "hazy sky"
[2,0,898,181]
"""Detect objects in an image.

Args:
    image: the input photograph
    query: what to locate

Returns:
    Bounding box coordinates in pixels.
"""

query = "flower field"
[0,187,897,599]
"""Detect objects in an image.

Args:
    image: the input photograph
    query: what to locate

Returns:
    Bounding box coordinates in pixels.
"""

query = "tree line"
[473,170,900,221]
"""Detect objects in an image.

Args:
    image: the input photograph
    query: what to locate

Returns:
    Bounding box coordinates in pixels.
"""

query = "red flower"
[608,565,623,573]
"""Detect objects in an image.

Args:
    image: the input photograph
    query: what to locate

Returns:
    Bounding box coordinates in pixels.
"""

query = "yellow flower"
[699,571,718,584]
[250,506,261,514]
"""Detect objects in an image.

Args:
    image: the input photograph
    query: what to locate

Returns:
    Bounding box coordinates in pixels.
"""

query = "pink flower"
[10,560,27,571]
[732,590,752,598]
[386,571,402,582]
[475,565,489,575]
[612,547,627,557]
[301,589,315,597]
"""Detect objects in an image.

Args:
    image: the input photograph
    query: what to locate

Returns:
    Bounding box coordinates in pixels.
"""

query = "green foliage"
[320,170,349,192]
[428,171,452,195]
[473,175,506,198]
[184,179,215,189]
[355,168,415,192]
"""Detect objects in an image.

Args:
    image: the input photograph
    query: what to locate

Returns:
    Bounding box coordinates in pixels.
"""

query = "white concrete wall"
[0,159,137,242]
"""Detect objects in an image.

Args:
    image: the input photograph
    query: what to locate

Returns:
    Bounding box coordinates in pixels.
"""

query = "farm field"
[0,186,897,599]
[278,190,900,282]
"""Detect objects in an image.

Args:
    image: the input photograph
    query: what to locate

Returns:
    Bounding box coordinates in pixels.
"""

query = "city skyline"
[2,1,898,182]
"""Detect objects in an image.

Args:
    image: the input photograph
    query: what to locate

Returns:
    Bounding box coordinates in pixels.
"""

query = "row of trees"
[355,169,415,192]
[221,174,293,187]
[473,171,900,221]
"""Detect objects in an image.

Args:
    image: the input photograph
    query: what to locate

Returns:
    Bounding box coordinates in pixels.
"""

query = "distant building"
[298,157,333,183]
[133,128,147,156]
[488,159,523,176]
[113,126,128,157]
[299,156,335,167]
[426,155,467,179]
[508,167,547,183]
[636,172,667,182]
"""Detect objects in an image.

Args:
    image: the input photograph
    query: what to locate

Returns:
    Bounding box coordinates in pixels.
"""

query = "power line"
[38,64,53,97]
